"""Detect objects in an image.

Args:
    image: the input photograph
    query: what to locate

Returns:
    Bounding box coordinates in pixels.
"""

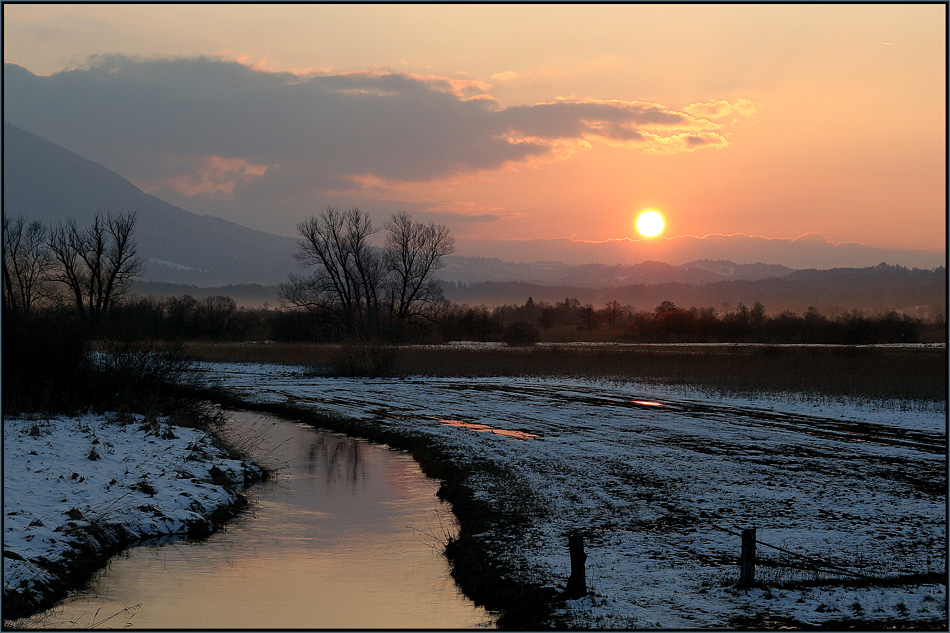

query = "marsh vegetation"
[183,340,947,403]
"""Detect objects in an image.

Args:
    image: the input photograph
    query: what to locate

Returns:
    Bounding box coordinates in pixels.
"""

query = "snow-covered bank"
[199,362,947,629]
[2,413,263,620]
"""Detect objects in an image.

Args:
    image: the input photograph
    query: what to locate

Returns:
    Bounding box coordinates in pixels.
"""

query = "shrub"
[91,339,198,412]
[1,310,93,414]
[502,322,540,347]
[1,307,203,416]
[329,339,402,377]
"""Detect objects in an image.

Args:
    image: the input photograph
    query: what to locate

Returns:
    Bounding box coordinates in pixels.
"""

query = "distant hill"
[5,121,799,289]
[435,256,794,287]
[131,264,945,318]
[442,263,946,319]
[3,121,298,286]
[130,281,283,307]
[459,233,946,271]
[5,120,944,320]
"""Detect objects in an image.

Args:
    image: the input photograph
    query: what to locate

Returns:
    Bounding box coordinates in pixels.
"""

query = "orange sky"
[3,4,946,256]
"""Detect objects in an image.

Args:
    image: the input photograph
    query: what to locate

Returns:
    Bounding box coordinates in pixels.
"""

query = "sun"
[635,210,665,238]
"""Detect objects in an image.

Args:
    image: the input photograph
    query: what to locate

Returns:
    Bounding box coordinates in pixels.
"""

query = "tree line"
[1,207,457,411]
[437,297,940,345]
[75,291,939,347]
[3,213,140,322]
[5,208,943,348]
[2,212,167,413]
[3,207,944,412]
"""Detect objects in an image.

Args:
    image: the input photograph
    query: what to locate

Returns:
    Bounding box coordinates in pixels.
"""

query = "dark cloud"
[3,55,736,232]
[497,100,687,140]
[5,57,536,180]
[686,135,708,147]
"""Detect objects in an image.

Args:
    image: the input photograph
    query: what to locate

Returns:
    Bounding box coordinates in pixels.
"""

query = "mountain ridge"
[4,121,299,286]
[439,263,945,319]
[4,121,945,299]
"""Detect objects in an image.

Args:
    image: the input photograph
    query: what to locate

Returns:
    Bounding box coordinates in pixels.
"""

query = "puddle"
[438,419,539,440]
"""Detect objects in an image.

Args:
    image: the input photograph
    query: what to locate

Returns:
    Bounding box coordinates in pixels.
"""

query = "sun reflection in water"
[631,400,665,407]
[439,419,538,440]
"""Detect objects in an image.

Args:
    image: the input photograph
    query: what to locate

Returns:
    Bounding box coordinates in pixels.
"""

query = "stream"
[27,410,494,629]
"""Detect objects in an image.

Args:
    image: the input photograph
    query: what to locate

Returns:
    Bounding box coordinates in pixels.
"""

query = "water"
[26,411,494,629]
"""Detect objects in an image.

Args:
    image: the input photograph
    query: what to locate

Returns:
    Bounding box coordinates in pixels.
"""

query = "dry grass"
[183,341,340,365]
[182,342,947,403]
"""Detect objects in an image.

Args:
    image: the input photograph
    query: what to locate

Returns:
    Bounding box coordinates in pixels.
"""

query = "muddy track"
[431,381,944,454]
[248,379,943,502]
[431,381,946,497]
[251,379,944,466]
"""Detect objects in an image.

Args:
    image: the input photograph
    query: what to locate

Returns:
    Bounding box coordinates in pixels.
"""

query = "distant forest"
[3,215,945,415]
[98,291,944,346]
[133,263,946,321]
[4,210,945,351]
[440,263,947,320]
[115,262,947,346]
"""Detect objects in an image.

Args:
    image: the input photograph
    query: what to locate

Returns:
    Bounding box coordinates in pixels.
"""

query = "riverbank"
[2,411,265,622]
[198,362,947,629]
[5,364,945,629]
[201,390,562,629]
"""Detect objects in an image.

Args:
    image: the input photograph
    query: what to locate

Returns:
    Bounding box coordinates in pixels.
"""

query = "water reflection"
[21,411,493,629]
[305,432,367,486]
[439,419,539,440]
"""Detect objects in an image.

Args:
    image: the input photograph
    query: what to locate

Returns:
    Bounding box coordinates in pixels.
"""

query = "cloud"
[490,70,518,83]
[683,98,762,120]
[144,154,268,198]
[3,55,758,231]
[636,131,730,154]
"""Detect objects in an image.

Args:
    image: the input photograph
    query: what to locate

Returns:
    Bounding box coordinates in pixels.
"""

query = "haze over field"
[3,4,945,272]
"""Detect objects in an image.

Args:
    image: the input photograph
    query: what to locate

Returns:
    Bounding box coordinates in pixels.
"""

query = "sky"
[3,3,946,266]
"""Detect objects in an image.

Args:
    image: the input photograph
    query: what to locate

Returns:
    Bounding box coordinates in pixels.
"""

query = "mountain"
[442,263,946,319]
[457,234,945,271]
[3,121,298,286]
[5,120,943,315]
[435,257,795,287]
[5,121,799,290]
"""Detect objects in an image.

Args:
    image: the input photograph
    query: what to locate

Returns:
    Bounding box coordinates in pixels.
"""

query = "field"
[184,341,948,402]
[196,351,947,629]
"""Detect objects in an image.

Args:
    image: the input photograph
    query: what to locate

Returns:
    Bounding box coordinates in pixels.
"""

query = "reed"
[183,341,340,365]
[184,342,947,403]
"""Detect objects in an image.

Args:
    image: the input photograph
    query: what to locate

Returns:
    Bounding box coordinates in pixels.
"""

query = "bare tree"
[46,212,142,320]
[385,211,454,326]
[281,207,454,339]
[602,300,625,332]
[280,207,384,338]
[2,217,56,314]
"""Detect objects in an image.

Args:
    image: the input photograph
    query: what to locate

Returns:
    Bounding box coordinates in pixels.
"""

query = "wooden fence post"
[739,528,756,588]
[564,534,588,598]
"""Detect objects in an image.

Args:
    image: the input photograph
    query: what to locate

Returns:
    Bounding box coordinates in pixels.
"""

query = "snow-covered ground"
[3,412,263,619]
[199,361,947,628]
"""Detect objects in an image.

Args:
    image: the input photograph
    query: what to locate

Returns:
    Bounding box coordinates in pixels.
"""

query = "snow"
[197,361,947,628]
[3,412,262,616]
[4,358,944,627]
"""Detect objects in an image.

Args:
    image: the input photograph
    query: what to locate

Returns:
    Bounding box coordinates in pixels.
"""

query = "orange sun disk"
[635,210,665,238]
